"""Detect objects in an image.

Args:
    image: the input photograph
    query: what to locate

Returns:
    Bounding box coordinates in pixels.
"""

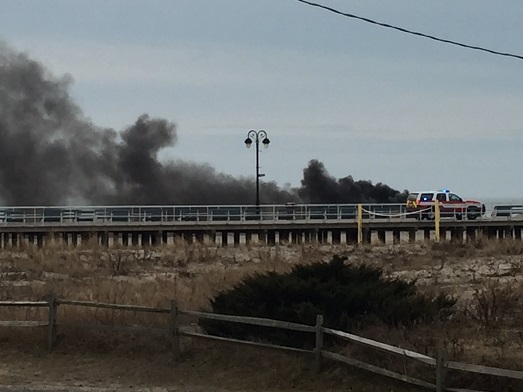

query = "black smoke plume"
[0,43,406,206]
[0,43,296,206]
[299,160,408,203]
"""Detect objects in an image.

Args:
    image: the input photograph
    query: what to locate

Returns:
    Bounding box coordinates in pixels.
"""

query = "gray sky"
[2,0,523,199]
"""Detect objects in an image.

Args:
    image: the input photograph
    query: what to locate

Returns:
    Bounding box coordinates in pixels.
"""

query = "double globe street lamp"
[244,130,270,209]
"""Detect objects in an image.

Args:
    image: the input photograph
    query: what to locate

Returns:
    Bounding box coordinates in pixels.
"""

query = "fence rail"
[322,350,436,389]
[56,299,171,313]
[0,301,49,307]
[323,327,436,366]
[1,297,522,391]
[181,309,316,333]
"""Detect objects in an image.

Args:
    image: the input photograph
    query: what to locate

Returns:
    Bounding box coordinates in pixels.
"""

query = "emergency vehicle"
[406,189,485,220]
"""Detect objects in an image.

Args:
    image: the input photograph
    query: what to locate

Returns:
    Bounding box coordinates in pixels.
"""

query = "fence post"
[435,200,441,242]
[436,345,447,392]
[47,294,57,351]
[170,299,180,362]
[357,204,363,245]
[314,314,324,373]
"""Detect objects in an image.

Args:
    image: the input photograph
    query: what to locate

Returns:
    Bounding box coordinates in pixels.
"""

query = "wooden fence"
[1,296,522,392]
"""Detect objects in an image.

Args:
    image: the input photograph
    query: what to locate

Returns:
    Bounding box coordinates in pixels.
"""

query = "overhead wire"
[296,0,523,61]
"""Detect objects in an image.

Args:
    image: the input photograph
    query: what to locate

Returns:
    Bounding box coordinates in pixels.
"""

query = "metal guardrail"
[491,204,523,219]
[0,203,506,226]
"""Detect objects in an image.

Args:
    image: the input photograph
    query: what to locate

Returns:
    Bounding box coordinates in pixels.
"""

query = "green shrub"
[199,256,455,347]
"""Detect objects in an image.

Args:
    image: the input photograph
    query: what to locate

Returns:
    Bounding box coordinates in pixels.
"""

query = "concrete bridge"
[0,203,521,247]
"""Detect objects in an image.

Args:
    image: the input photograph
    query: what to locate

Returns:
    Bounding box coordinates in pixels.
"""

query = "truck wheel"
[467,206,479,220]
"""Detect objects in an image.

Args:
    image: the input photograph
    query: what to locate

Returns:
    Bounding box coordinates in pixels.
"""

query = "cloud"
[10,35,523,144]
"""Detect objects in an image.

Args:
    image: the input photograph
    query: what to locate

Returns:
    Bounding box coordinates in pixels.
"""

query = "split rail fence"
[1,296,522,392]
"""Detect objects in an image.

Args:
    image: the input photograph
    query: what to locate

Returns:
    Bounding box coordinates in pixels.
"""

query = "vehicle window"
[449,193,462,202]
[436,193,446,202]
[420,193,433,202]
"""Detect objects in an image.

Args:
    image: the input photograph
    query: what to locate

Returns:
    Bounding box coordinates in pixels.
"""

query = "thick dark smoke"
[0,43,296,206]
[0,43,406,206]
[299,160,408,203]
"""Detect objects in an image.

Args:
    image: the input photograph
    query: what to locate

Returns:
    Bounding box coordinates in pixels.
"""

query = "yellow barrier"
[357,204,363,244]
[435,200,440,242]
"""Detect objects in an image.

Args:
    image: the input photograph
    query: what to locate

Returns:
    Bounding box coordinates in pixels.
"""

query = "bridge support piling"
[239,233,246,245]
[45,233,52,248]
[250,233,259,245]
[274,231,280,244]
[107,232,114,247]
[456,229,464,243]
[340,231,347,244]
[363,229,371,244]
[466,227,476,242]
[154,231,163,246]
[227,232,234,246]
[393,230,401,245]
[327,231,333,244]
[167,233,174,246]
[215,232,223,246]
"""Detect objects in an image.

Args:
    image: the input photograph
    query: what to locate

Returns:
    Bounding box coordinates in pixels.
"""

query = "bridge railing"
[0,203,507,226]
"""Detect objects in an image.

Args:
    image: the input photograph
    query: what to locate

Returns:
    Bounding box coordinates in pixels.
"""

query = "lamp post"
[244,130,270,208]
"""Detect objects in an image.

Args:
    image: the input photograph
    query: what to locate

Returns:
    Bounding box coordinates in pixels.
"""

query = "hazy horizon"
[2,1,523,199]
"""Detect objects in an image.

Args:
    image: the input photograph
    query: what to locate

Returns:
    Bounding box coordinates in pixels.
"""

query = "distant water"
[480,197,523,217]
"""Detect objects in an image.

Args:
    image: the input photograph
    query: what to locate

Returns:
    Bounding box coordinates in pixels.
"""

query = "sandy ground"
[0,344,399,392]
[1,242,522,391]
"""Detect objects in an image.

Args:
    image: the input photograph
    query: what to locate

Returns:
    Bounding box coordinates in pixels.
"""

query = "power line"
[296,0,523,61]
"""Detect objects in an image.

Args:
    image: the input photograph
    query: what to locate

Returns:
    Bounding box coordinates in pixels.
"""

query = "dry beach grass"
[0,237,522,391]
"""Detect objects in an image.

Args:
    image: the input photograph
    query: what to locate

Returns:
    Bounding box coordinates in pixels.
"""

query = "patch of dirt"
[0,242,522,391]
[0,342,414,392]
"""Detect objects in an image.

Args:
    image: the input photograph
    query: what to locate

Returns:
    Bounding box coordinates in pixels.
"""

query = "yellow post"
[435,200,440,242]
[357,204,363,245]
